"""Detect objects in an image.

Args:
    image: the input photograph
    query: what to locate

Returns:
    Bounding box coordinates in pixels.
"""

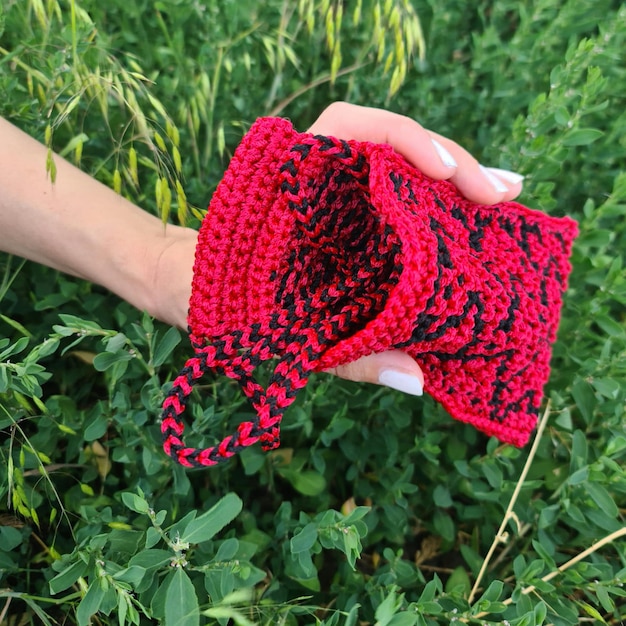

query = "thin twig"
[490,522,533,570]
[0,595,12,623]
[268,62,368,118]
[468,401,552,604]
[473,525,626,620]
[518,526,626,594]
[23,463,85,477]
[418,564,456,574]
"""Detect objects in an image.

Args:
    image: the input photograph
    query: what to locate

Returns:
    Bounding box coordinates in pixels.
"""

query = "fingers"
[310,102,525,396]
[427,131,524,205]
[325,350,425,396]
[307,102,524,206]
[308,102,458,183]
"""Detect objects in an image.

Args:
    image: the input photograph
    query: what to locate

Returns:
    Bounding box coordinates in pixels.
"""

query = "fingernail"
[431,139,458,169]
[479,164,509,193]
[485,167,525,185]
[378,370,423,396]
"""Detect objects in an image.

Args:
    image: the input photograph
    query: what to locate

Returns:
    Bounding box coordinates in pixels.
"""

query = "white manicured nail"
[431,139,458,169]
[485,167,525,185]
[479,164,509,193]
[379,370,423,396]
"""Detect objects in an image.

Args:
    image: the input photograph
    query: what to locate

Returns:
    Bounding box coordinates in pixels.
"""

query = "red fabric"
[161,117,578,467]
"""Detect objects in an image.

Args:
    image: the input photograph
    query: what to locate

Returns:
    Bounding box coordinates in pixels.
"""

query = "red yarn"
[161,117,578,467]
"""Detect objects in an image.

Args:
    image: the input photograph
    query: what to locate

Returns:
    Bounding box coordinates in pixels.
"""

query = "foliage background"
[1,0,625,624]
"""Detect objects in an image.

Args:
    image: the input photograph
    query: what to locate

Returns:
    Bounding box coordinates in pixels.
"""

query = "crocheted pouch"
[162,117,578,467]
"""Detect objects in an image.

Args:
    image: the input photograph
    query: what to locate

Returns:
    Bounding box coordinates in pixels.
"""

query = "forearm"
[0,117,196,327]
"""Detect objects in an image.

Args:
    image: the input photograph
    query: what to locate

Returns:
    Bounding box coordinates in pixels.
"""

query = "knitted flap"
[161,117,578,467]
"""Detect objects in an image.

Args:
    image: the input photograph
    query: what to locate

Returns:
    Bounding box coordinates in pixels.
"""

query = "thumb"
[325,350,425,396]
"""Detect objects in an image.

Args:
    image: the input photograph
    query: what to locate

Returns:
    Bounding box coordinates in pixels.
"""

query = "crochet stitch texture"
[161,117,578,468]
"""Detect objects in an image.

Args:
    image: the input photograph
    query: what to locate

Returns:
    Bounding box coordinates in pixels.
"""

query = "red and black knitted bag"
[161,117,578,468]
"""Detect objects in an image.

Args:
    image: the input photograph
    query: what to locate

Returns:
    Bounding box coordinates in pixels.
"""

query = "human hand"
[153,102,525,397]
[1,104,522,400]
[306,102,525,395]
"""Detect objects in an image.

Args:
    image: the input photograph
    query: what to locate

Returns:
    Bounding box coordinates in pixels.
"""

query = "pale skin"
[0,102,523,395]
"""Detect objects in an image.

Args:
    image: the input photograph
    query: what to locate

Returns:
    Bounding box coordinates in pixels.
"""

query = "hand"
[306,102,525,395]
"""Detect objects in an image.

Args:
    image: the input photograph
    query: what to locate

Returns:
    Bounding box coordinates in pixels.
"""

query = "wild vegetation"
[1,1,625,624]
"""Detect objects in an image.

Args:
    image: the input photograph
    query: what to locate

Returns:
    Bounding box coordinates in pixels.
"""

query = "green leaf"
[417,577,441,605]
[0,526,22,551]
[121,491,150,514]
[594,315,625,338]
[444,566,471,595]
[145,527,162,549]
[432,485,453,508]
[571,380,596,424]
[0,336,29,361]
[567,466,589,485]
[117,592,128,626]
[164,567,200,626]
[343,506,371,525]
[585,482,618,518]
[532,600,547,623]
[562,128,604,146]
[0,315,33,338]
[129,549,173,569]
[179,493,242,544]
[606,436,626,457]
[279,469,327,496]
[478,579,504,604]
[92,350,133,372]
[112,565,146,586]
[49,558,88,594]
[152,326,181,367]
[83,412,108,442]
[76,581,105,626]
[23,601,54,626]
[433,509,455,543]
[375,589,402,625]
[105,332,127,352]
[291,523,318,554]
[522,558,547,582]
[203,606,256,626]
[343,527,363,569]
[460,543,482,575]
[578,601,606,622]
[571,429,588,467]
[57,314,103,332]
[294,550,319,586]
[595,585,615,613]
[0,365,9,393]
[345,604,360,626]
[29,337,59,359]
[592,377,621,399]
[531,539,555,568]
[584,504,623,532]
[388,613,418,626]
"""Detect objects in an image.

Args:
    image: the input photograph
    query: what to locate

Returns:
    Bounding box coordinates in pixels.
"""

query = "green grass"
[1,0,625,624]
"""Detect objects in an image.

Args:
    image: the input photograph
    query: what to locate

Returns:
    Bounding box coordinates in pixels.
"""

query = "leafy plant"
[1,0,625,624]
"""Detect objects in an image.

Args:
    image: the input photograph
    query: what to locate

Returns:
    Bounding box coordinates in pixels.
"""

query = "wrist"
[145,225,198,329]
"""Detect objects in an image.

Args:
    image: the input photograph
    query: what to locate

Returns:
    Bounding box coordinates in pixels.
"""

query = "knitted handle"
[161,131,396,468]
[161,348,309,467]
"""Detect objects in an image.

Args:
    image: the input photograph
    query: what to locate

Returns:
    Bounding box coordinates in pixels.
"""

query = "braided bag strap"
[161,346,309,467]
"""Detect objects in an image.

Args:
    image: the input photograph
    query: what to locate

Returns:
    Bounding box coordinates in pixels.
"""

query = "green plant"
[1,0,625,624]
